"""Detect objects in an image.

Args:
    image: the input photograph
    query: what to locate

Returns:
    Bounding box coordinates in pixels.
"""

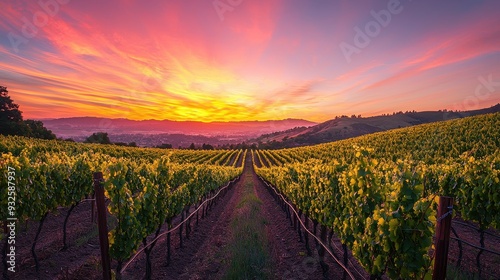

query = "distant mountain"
[253,104,500,148]
[41,117,317,141]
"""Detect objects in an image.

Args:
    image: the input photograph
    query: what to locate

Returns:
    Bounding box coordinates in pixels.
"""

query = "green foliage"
[103,156,241,261]
[255,113,500,279]
[0,135,244,263]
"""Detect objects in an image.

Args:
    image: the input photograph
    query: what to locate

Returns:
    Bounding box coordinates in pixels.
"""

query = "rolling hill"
[253,104,500,148]
[40,117,316,144]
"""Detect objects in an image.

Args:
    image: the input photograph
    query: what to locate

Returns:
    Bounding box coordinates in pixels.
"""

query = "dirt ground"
[447,218,500,279]
[121,151,329,279]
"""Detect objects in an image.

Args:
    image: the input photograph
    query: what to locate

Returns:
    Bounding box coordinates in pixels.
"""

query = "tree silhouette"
[0,86,56,139]
[84,132,111,144]
[156,143,172,149]
[0,86,25,135]
[25,120,56,140]
[202,143,214,150]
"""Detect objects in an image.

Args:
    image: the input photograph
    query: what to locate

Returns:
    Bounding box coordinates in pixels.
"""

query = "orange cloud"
[1,0,499,122]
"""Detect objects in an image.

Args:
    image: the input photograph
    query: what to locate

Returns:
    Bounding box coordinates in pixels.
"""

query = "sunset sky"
[1,0,499,122]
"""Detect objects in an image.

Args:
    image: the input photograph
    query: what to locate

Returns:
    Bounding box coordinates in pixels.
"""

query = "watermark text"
[6,166,17,273]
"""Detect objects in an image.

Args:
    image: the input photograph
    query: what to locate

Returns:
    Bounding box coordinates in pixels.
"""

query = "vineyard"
[254,112,500,279]
[0,112,499,279]
[0,138,244,279]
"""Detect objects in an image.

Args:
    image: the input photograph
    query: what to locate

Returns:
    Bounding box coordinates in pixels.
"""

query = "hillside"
[41,117,316,140]
[253,104,500,148]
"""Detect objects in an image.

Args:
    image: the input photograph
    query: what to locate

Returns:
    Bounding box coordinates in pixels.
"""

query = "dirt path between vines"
[122,151,327,279]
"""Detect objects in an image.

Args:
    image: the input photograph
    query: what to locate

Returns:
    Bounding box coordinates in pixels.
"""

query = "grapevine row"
[255,113,500,279]
[0,138,244,273]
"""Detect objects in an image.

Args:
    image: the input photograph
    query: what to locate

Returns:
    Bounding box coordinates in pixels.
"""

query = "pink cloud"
[1,0,499,122]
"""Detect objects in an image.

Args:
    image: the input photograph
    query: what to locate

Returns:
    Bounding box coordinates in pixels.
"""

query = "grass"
[223,175,271,280]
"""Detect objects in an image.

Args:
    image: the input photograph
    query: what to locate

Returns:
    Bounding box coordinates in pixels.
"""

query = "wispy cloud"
[0,0,499,122]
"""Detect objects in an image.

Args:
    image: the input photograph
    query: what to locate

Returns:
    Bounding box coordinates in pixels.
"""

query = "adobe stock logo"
[213,0,243,22]
[8,0,70,53]
[444,74,500,120]
[339,0,404,63]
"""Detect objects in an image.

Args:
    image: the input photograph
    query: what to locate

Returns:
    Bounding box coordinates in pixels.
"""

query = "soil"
[120,151,328,279]
[2,200,102,280]
[447,218,500,279]
[2,151,499,280]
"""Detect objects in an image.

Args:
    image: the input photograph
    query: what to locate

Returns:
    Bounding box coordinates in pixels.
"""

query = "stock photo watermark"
[444,74,500,120]
[98,70,167,133]
[8,0,71,53]
[339,0,405,63]
[282,255,319,279]
[213,0,244,21]
[5,166,17,273]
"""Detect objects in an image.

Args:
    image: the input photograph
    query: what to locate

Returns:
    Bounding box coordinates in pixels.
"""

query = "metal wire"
[261,179,357,280]
[437,206,453,222]
[451,220,500,239]
[323,222,367,280]
[120,176,239,274]
[449,236,500,256]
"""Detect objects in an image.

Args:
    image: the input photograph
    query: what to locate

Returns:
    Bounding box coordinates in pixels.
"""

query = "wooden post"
[91,191,95,223]
[196,202,199,226]
[166,218,172,266]
[433,196,453,280]
[342,244,348,280]
[293,206,297,229]
[319,224,329,276]
[304,215,311,256]
[179,211,184,248]
[297,210,303,242]
[93,172,111,280]
[186,208,191,240]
